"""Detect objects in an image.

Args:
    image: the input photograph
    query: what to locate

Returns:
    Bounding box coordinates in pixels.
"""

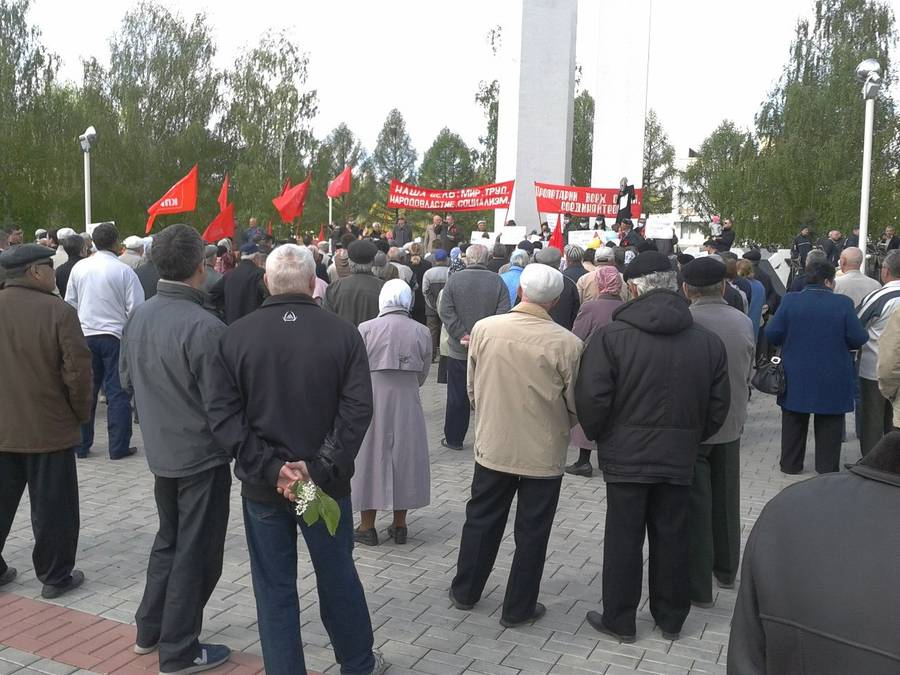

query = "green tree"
[419,128,475,190]
[571,90,594,186]
[371,108,417,188]
[474,79,498,182]
[641,109,677,214]
[218,29,318,234]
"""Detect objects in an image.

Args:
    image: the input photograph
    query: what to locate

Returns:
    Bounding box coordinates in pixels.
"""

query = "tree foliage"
[571,90,594,186]
[641,109,676,214]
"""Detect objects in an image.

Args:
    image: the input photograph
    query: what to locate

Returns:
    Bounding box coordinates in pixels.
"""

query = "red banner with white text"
[534,181,643,219]
[387,179,514,212]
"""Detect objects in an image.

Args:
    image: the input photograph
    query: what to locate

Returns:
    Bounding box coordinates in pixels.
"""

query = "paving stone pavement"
[2,371,866,674]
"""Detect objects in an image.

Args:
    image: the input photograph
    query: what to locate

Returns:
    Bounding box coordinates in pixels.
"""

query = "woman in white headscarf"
[352,279,433,546]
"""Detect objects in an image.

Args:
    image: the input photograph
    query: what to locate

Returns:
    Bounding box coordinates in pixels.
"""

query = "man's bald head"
[839,246,863,271]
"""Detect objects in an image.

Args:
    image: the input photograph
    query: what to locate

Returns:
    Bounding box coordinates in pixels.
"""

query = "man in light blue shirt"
[500,249,529,306]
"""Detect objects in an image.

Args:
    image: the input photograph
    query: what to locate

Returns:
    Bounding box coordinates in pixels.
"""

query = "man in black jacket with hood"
[729,431,900,674]
[575,251,730,644]
[218,243,386,675]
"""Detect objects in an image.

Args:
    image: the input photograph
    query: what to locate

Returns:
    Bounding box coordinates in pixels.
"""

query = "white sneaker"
[371,649,389,675]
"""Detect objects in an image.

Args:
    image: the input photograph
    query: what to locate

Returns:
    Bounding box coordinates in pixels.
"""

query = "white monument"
[591,0,652,207]
[493,0,652,232]
[493,0,578,231]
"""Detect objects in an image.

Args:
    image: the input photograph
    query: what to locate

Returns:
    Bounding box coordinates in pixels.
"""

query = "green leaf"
[302,500,320,526]
[317,489,342,537]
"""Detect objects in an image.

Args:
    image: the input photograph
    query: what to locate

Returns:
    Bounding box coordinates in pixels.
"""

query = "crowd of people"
[1,213,900,674]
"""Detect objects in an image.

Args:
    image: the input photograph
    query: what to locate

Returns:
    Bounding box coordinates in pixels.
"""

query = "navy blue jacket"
[765,285,868,414]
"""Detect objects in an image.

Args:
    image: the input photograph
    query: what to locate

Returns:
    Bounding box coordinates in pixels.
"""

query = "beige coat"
[877,308,900,428]
[467,303,583,477]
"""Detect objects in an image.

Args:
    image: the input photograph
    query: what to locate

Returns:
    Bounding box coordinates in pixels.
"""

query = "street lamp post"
[856,59,882,263]
[78,126,97,230]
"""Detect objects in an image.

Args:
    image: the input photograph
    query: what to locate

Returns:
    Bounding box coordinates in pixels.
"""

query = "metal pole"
[279,143,283,188]
[83,150,92,230]
[329,197,333,226]
[859,96,875,258]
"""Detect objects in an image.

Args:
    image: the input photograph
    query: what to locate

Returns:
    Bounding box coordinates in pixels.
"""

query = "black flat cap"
[742,249,762,262]
[676,253,695,266]
[348,239,377,264]
[623,250,673,281]
[682,257,727,286]
[0,244,54,270]
[517,240,534,254]
[702,239,717,248]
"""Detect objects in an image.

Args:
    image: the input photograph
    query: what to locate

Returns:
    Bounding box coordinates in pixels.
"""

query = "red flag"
[201,202,235,243]
[217,174,229,213]
[266,220,273,236]
[549,214,564,253]
[280,177,292,196]
[272,175,311,224]
[326,166,352,198]
[145,164,199,234]
[317,224,325,242]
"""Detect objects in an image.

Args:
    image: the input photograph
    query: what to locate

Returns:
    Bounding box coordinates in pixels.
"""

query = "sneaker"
[565,461,593,477]
[585,610,636,643]
[134,642,158,655]
[500,602,546,628]
[716,578,736,590]
[354,528,378,546]
[41,569,85,599]
[691,599,715,609]
[440,438,464,451]
[0,567,17,587]
[448,588,474,611]
[371,649,389,675]
[160,643,230,675]
[662,630,681,641]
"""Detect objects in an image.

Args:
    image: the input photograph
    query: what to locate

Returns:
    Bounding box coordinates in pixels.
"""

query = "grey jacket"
[120,281,232,477]
[689,296,755,444]
[438,264,510,360]
[729,466,900,674]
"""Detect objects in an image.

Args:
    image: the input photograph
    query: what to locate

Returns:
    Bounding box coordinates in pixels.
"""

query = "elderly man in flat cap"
[0,244,92,598]
[119,235,145,270]
[575,250,730,643]
[449,263,583,628]
[324,239,385,327]
[681,257,755,609]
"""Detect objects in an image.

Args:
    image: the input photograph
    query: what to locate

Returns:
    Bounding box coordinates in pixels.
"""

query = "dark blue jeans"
[444,356,470,446]
[80,334,132,458]
[242,496,375,675]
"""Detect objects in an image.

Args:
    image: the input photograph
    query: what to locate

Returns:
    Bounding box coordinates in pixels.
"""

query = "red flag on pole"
[280,177,291,196]
[548,214,564,253]
[201,202,235,243]
[266,220,273,236]
[272,175,311,224]
[326,166,352,198]
[317,224,325,242]
[145,165,199,234]
[217,174,229,212]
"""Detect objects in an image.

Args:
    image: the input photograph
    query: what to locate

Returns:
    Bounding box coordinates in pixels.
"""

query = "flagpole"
[329,197,333,227]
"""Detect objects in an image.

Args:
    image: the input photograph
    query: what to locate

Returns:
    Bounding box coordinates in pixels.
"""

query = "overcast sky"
[28,0,899,162]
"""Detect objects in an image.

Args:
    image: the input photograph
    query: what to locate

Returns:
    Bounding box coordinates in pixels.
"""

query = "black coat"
[819,237,843,266]
[136,260,161,300]
[549,275,580,331]
[210,260,266,324]
[575,289,730,484]
[219,294,373,503]
[324,272,384,327]
[714,228,735,252]
[729,465,900,674]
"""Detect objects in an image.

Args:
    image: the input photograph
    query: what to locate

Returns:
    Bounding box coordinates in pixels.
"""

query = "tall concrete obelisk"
[493,0,578,231]
[591,0,652,207]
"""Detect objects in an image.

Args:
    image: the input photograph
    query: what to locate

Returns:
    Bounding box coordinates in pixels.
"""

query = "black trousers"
[135,464,231,671]
[780,409,843,474]
[0,450,80,586]
[451,464,562,624]
[444,357,470,446]
[426,315,442,360]
[688,441,741,603]
[859,377,893,456]
[602,482,690,636]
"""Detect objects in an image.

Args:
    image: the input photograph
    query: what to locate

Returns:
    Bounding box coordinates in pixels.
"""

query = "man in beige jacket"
[449,263,583,628]
[878,307,900,431]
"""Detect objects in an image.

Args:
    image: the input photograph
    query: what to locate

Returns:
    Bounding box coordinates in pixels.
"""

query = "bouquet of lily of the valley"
[290,480,341,536]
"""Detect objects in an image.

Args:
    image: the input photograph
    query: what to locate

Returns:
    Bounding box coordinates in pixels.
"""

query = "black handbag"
[752,352,785,395]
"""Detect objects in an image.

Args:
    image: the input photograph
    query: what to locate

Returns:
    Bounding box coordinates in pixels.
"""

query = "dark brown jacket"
[0,280,93,453]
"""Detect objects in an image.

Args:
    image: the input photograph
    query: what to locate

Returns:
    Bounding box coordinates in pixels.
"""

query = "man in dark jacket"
[219,243,385,675]
[209,243,267,324]
[324,239,384,326]
[575,251,730,643]
[438,243,511,450]
[54,235,86,297]
[0,244,92,599]
[713,218,735,252]
[535,246,580,330]
[729,431,900,674]
[120,225,234,673]
[791,225,814,268]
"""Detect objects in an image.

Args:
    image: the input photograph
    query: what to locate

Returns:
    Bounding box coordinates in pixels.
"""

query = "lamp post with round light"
[855,59,881,261]
[78,126,97,230]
